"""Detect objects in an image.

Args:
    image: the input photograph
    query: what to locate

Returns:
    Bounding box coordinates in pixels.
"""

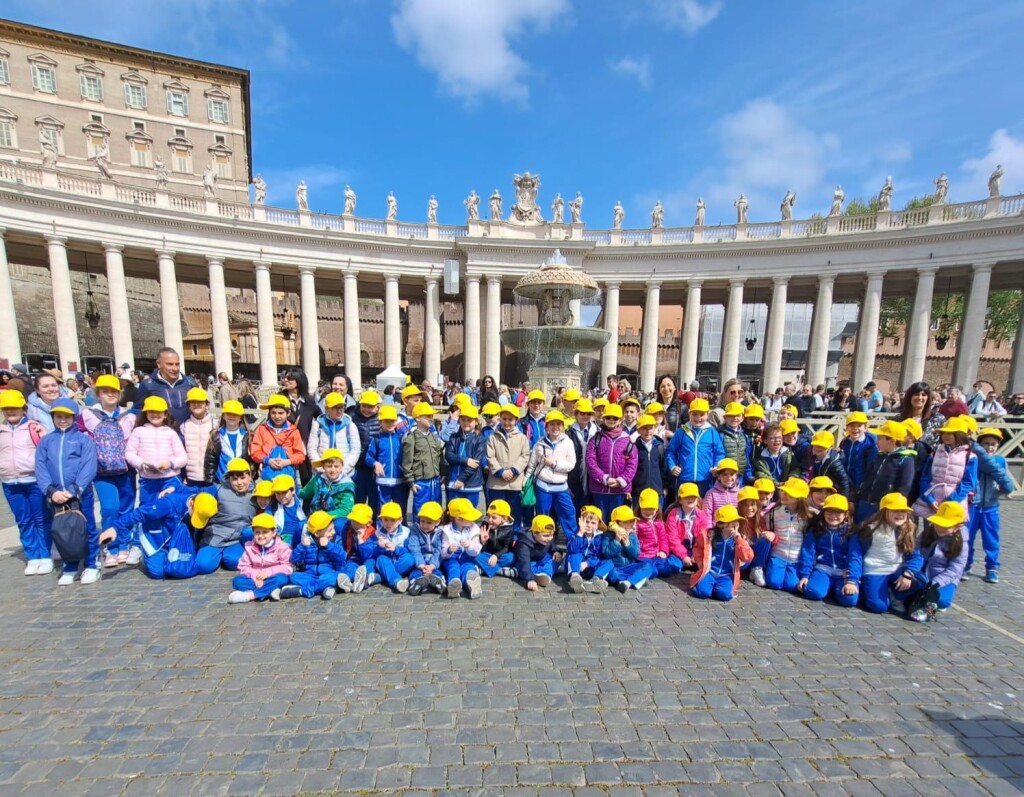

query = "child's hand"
[553,552,564,563]
[683,557,694,568]
[762,532,776,543]
[526,580,538,591]
[842,582,858,596]
[158,461,170,471]
[254,575,265,588]
[488,555,498,567]
[544,455,555,468]
[502,469,514,481]
[302,534,312,547]
[158,486,176,498]
[412,484,421,494]
[99,528,117,546]
[671,466,682,477]
[422,564,435,575]
[796,578,808,592]
[448,543,459,553]
[452,480,464,490]
[374,463,385,476]
[467,458,479,469]
[894,575,913,592]
[51,490,71,504]
[657,552,667,559]
[384,540,395,551]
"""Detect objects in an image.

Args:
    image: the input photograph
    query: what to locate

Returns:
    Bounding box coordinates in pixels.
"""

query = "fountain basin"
[500,326,610,369]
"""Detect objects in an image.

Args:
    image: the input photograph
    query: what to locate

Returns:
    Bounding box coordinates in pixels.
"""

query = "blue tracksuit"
[796,522,857,606]
[407,522,445,582]
[846,525,923,613]
[840,433,878,495]
[855,448,917,523]
[111,488,202,579]
[476,520,515,577]
[289,536,349,597]
[519,413,546,449]
[566,530,613,580]
[967,448,1014,572]
[691,535,738,601]
[272,499,306,547]
[600,527,655,588]
[346,407,380,511]
[444,428,487,504]
[811,450,852,498]
[665,424,726,495]
[632,436,666,500]
[35,424,98,573]
[358,524,414,587]
[365,429,407,511]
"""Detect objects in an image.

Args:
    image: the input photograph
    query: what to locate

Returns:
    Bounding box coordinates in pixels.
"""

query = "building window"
[207,98,229,124]
[214,153,231,179]
[214,134,225,144]
[166,91,189,117]
[0,58,9,86]
[131,139,151,167]
[133,120,145,132]
[80,74,103,101]
[174,127,185,137]
[90,113,103,124]
[32,64,57,94]
[0,119,14,149]
[191,344,199,356]
[173,147,192,173]
[124,83,147,109]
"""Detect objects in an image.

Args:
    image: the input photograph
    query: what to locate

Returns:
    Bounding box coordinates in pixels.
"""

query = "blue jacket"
[567,531,604,560]
[358,524,411,562]
[513,532,553,581]
[971,445,1014,508]
[444,429,487,491]
[112,488,199,541]
[135,370,198,425]
[519,413,546,448]
[35,425,97,500]
[633,436,666,495]
[811,450,852,497]
[858,448,916,505]
[345,407,380,470]
[840,433,878,492]
[846,525,923,586]
[665,424,726,486]
[407,524,444,569]
[797,521,851,580]
[789,434,813,480]
[290,537,348,576]
[365,429,404,486]
[599,528,641,567]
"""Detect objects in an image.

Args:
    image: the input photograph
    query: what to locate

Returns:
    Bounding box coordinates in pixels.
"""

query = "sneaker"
[270,588,282,601]
[961,569,971,581]
[36,559,54,576]
[228,590,254,604]
[750,566,766,588]
[103,553,119,568]
[80,568,101,585]
[427,573,445,592]
[985,570,999,584]
[57,572,76,586]
[909,606,930,623]
[615,581,630,593]
[116,550,129,564]
[395,578,410,594]
[352,566,367,593]
[23,559,40,576]
[407,580,424,597]
[634,577,649,590]
[535,573,551,588]
[125,547,142,566]
[498,567,517,578]
[365,573,381,588]
[337,574,353,593]
[278,585,302,600]
[466,570,482,600]
[569,572,585,593]
[321,587,336,601]
[586,578,608,594]
[447,577,463,598]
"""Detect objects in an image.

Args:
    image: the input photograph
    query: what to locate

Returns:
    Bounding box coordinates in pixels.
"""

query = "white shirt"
[863,527,903,576]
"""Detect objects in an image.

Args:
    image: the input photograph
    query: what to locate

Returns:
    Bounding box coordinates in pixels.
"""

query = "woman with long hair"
[279,369,320,483]
[479,375,499,407]
[654,374,685,440]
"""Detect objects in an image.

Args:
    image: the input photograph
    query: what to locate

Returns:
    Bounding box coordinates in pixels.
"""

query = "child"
[736,485,768,579]
[632,415,666,505]
[203,399,251,484]
[621,397,641,437]
[339,503,376,592]
[81,373,137,566]
[840,411,878,498]
[524,410,579,540]
[753,424,795,488]
[906,501,969,621]
[357,501,414,593]
[743,403,765,450]
[689,506,754,601]
[603,506,655,592]
[967,428,1015,583]
[476,498,516,577]
[402,403,444,519]
[0,390,52,575]
[250,394,305,481]
[306,392,360,492]
[228,513,294,603]
[480,402,501,444]
[566,505,613,593]
[718,402,753,484]
[643,401,667,441]
[300,448,356,520]
[195,457,256,574]
[270,473,306,546]
[485,405,530,533]
[514,514,557,591]
[761,477,811,592]
[796,494,857,606]
[780,418,812,480]
[855,420,916,523]
[754,478,777,515]
[809,430,851,498]
[636,488,682,578]
[702,457,740,521]
[566,399,596,503]
[36,399,100,585]
[444,404,487,506]
[916,416,978,525]
[586,403,638,517]
[807,476,836,515]
[901,418,929,504]
[407,500,447,596]
[846,492,922,613]
[181,387,214,487]
[347,390,381,510]
[665,398,725,496]
[366,405,406,511]
[440,497,484,598]
[280,510,350,600]
[126,395,186,507]
[519,389,548,447]
[664,483,709,570]
[253,479,274,512]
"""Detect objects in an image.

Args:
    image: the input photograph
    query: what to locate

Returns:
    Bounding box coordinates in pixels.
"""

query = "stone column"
[485,276,502,383]
[464,275,481,385]
[639,280,662,392]
[299,265,320,386]
[1008,299,1024,394]
[102,244,134,371]
[45,235,81,372]
[899,266,938,388]
[953,262,994,390]
[423,275,442,385]
[254,260,279,387]
[206,256,232,381]
[384,274,402,372]
[0,229,23,366]
[679,279,703,385]
[156,249,184,366]
[852,271,886,391]
[600,280,621,379]
[343,268,362,389]
[719,277,746,384]
[805,276,835,388]
[761,276,789,395]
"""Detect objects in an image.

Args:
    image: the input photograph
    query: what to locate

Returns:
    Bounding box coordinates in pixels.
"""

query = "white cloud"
[651,0,722,34]
[609,56,653,90]
[391,0,570,104]
[962,129,1024,197]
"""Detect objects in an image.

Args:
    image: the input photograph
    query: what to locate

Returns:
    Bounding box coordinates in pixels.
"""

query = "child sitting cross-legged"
[440,497,484,599]
[476,498,517,578]
[357,501,415,593]
[407,501,447,596]
[795,494,857,606]
[566,504,612,594]
[636,488,683,578]
[689,505,754,601]
[604,506,656,593]
[228,513,294,603]
[278,510,350,600]
[514,514,558,591]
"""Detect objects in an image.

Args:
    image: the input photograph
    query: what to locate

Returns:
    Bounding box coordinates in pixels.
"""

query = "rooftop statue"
[510,172,544,224]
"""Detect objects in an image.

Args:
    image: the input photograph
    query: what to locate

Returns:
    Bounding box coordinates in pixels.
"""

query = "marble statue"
[933,173,949,204]
[878,176,893,211]
[93,140,112,179]
[427,195,438,224]
[154,156,168,189]
[253,174,266,205]
[465,190,480,220]
[695,198,706,226]
[343,185,357,215]
[551,193,564,224]
[489,189,502,220]
[734,194,748,224]
[613,201,624,229]
[510,172,544,223]
[989,164,1003,198]
[40,139,58,169]
[829,185,844,216]
[780,190,796,221]
[296,180,308,211]
[569,192,583,224]
[651,200,664,229]
[203,164,217,198]
[386,191,398,220]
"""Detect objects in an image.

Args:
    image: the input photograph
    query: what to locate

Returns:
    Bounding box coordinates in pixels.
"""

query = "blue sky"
[6,1,1024,226]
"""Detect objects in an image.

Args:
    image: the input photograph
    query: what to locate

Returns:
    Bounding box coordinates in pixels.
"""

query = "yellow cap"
[715,505,742,524]
[307,511,335,533]
[744,403,765,419]
[957,414,978,434]
[879,492,911,512]
[378,405,398,422]
[928,501,967,528]
[190,492,218,530]
[453,393,472,408]
[779,419,800,436]
[645,401,664,415]
[610,505,637,524]
[621,397,641,409]
[221,399,244,416]
[448,497,482,522]
[379,501,403,520]
[821,494,850,513]
[602,403,623,419]
[142,396,169,413]
[723,402,744,416]
[688,398,710,413]
[875,420,908,440]
[358,390,381,406]
[544,410,565,425]
[346,503,374,526]
[311,448,342,468]
[902,418,923,441]
[977,427,1003,441]
[737,486,760,503]
[413,403,436,418]
[530,514,556,533]
[402,384,426,400]
[486,499,512,518]
[259,394,290,410]
[636,414,656,429]
[714,458,739,473]
[498,404,519,417]
[808,476,835,492]
[574,399,594,414]
[754,478,776,494]
[677,482,701,499]
[810,430,835,449]
[94,374,121,392]
[481,402,501,416]
[580,504,603,521]
[638,488,661,510]
[459,405,479,420]
[0,391,27,409]
[271,474,295,492]
[779,477,809,499]
[417,501,443,522]
[593,398,609,409]
[846,411,868,426]
[186,387,208,403]
[936,417,967,434]
[563,389,581,401]
[253,480,273,498]
[225,458,250,474]
[251,513,277,530]
[527,389,546,403]
[782,405,800,418]
[324,393,347,409]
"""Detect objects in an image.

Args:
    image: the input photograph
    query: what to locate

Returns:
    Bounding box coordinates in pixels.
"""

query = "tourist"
[26,371,65,432]
[654,375,686,439]
[586,403,638,518]
[689,506,754,602]
[227,513,294,603]
[440,497,484,599]
[134,348,198,425]
[635,488,682,578]
[965,382,987,414]
[709,379,746,428]
[898,381,934,429]
[194,458,257,574]
[864,381,885,413]
[966,428,1014,584]
[846,493,921,613]
[215,372,237,405]
[235,378,259,423]
[763,388,784,416]
[485,406,530,534]
[478,375,499,407]
[830,386,853,411]
[976,390,1007,421]
[761,477,812,593]
[406,501,446,596]
[854,421,915,523]
[280,369,320,483]
[181,387,214,487]
[795,494,857,605]
[126,396,186,507]
[250,394,305,481]
[606,375,620,404]
[1008,393,1024,416]
[497,384,512,406]
[319,373,356,413]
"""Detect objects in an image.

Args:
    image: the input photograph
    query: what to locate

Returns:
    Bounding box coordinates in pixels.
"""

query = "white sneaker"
[750,566,766,588]
[58,572,76,586]
[24,559,40,576]
[80,568,101,585]
[228,590,254,604]
[535,572,551,588]
[125,547,142,566]
[36,559,54,575]
[466,570,482,600]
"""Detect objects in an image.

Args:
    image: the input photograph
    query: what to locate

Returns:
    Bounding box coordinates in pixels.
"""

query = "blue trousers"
[94,472,137,554]
[640,555,683,577]
[475,551,514,577]
[487,488,523,534]
[447,488,483,511]
[566,553,613,579]
[803,570,858,607]
[410,478,441,519]
[590,492,627,521]
[290,570,341,598]
[409,564,443,582]
[516,553,554,581]
[3,482,50,560]
[353,468,378,513]
[854,499,879,524]
[859,571,917,613]
[195,543,245,574]
[765,555,799,592]
[904,580,958,610]
[232,573,289,600]
[967,504,999,571]
[751,536,773,570]
[608,561,655,587]
[368,550,414,586]
[443,551,480,582]
[377,483,409,516]
[692,572,735,601]
[536,488,579,536]
[138,475,180,509]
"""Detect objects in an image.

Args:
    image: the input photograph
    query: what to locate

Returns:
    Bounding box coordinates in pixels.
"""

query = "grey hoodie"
[199,479,256,548]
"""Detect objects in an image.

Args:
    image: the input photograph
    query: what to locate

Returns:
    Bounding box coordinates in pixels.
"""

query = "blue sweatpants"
[803,570,858,607]
[289,570,341,598]
[750,536,773,570]
[765,555,799,592]
[859,571,917,613]
[691,572,735,601]
[590,492,627,521]
[516,553,554,581]
[377,483,409,516]
[640,555,684,577]
[967,504,1000,572]
[368,550,414,587]
[475,551,514,577]
[537,487,579,536]
[447,488,483,512]
[3,482,50,561]
[353,468,378,513]
[93,472,136,554]
[566,553,613,579]
[411,478,441,519]
[232,573,290,600]
[608,561,655,588]
[138,475,180,509]
[443,551,480,583]
[195,543,245,574]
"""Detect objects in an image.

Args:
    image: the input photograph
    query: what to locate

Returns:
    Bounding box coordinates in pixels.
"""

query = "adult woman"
[497,384,512,406]
[710,378,746,427]
[830,386,853,411]
[479,375,499,407]
[617,379,633,402]
[278,369,319,484]
[655,374,686,439]
[319,373,356,412]
[899,382,932,426]
[27,372,64,432]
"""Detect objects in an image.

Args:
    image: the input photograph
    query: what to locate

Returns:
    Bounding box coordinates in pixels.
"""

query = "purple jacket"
[586,428,638,496]
[919,531,968,589]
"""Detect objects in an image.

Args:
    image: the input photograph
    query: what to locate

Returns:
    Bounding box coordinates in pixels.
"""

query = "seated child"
[636,488,683,578]
[905,501,969,621]
[761,477,811,592]
[736,485,768,579]
[477,498,516,577]
[604,506,656,593]
[664,482,709,570]
[269,474,306,546]
[407,501,447,596]
[846,492,922,614]
[440,497,484,599]
[796,494,857,606]
[514,514,557,591]
[689,505,754,601]
[566,504,612,594]
[279,510,350,600]
[228,513,293,603]
[754,478,777,515]
[340,503,376,593]
[357,501,414,593]
[195,458,256,574]
[300,448,356,521]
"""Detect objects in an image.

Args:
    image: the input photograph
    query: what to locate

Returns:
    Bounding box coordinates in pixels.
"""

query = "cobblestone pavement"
[1,507,1023,796]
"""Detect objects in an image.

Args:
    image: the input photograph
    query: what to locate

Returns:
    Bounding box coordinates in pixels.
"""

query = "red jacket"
[689,531,753,591]
[249,422,306,469]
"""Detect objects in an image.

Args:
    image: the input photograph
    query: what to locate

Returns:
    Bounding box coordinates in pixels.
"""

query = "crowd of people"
[0,351,1018,621]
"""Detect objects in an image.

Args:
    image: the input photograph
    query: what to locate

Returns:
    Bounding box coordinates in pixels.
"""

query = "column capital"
[818,274,836,287]
[865,269,887,282]
[646,279,662,290]
[772,276,789,287]
[254,260,272,273]
[206,255,225,267]
[604,280,622,289]
[385,274,399,284]
[728,276,746,288]
[44,234,68,246]
[687,278,704,290]
[344,267,359,278]
[155,248,176,259]
[425,274,440,285]
[466,274,481,285]
[487,275,502,287]
[101,242,124,254]
[915,266,939,277]
[972,261,996,274]
[298,264,317,276]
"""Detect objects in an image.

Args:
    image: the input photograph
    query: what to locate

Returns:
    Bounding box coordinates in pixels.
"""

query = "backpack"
[163,520,199,579]
[91,412,128,475]
[50,499,90,565]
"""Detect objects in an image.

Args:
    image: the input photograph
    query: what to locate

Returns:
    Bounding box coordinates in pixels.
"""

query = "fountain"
[500,249,611,395]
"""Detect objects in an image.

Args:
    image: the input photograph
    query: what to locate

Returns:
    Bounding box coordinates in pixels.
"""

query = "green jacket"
[402,428,443,482]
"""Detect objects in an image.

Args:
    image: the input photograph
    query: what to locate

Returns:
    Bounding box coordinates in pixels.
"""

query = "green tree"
[844,197,881,215]
[879,289,1021,341]
[903,194,936,210]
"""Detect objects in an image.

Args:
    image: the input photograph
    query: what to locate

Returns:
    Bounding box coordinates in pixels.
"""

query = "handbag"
[50,498,89,564]
[521,473,538,508]
[905,582,940,621]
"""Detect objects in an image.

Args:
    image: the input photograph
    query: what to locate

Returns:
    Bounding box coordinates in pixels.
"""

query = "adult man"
[966,382,987,414]
[864,381,885,413]
[796,385,817,417]
[606,375,620,404]
[977,391,1007,421]
[134,348,198,424]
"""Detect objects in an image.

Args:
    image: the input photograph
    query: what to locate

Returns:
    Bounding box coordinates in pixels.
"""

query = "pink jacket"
[0,418,45,482]
[181,415,213,482]
[238,538,294,578]
[125,424,187,479]
[702,482,739,522]
[664,504,711,561]
[635,517,667,559]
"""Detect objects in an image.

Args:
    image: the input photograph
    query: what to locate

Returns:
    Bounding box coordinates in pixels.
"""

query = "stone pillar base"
[527,366,582,398]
